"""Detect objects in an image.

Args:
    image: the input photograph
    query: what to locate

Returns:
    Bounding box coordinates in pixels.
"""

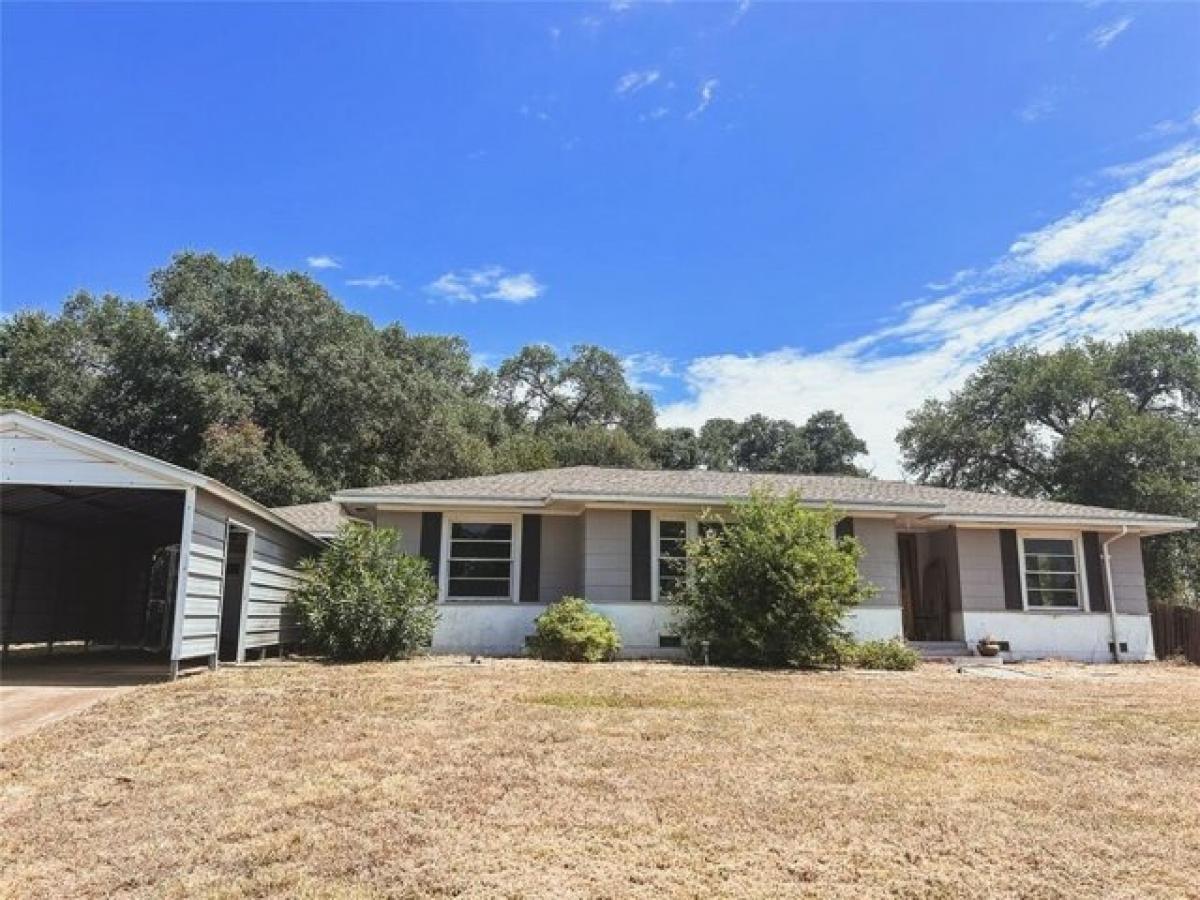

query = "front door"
[899,533,950,641]
[898,533,920,640]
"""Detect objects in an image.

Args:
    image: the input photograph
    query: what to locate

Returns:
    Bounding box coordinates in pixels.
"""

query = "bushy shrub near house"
[292,522,438,661]
[671,491,876,668]
[529,597,621,662]
[838,638,920,670]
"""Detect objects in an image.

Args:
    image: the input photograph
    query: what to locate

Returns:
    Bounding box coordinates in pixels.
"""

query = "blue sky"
[3,2,1199,474]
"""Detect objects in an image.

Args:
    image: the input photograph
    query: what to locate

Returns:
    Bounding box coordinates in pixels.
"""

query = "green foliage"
[661,411,868,474]
[0,391,46,416]
[652,427,701,470]
[495,344,656,441]
[292,523,438,661]
[671,492,877,667]
[837,638,920,671]
[528,597,622,662]
[197,420,327,507]
[898,329,1200,605]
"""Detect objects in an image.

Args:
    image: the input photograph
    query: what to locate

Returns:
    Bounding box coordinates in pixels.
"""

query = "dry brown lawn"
[2,658,1199,899]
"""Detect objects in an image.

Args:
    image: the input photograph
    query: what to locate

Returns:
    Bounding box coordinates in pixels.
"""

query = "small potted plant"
[976,635,1002,657]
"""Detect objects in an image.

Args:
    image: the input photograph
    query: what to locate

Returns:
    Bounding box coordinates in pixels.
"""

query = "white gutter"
[1101,526,1129,663]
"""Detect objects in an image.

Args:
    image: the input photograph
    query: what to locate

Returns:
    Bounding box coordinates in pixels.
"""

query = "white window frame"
[439,512,522,605]
[1017,530,1089,613]
[651,513,693,604]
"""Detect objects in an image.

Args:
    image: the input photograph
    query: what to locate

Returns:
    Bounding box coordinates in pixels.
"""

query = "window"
[1021,535,1084,610]
[658,519,688,599]
[446,521,514,601]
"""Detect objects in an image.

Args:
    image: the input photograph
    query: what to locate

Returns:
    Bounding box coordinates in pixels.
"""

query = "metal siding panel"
[185,597,220,617]
[248,568,301,590]
[188,555,224,578]
[185,575,222,598]
[0,430,178,488]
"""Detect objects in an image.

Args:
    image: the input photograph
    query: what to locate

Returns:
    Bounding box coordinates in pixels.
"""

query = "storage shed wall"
[175,490,318,662]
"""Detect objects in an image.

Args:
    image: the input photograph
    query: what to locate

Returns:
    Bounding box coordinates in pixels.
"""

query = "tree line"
[0,253,867,505]
[2,253,1196,604]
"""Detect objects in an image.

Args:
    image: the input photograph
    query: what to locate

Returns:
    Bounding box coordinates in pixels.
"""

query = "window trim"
[439,512,522,605]
[651,514,692,604]
[650,510,727,603]
[1017,530,1089,613]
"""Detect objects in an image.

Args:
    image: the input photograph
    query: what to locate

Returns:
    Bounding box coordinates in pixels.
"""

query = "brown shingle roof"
[334,466,1194,527]
[271,501,355,537]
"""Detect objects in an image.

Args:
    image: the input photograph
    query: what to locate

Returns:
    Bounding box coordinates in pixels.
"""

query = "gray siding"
[583,509,632,603]
[956,528,1008,612]
[1106,534,1149,614]
[953,527,1149,615]
[540,515,582,603]
[375,511,423,557]
[855,518,900,608]
[176,490,318,662]
[178,498,227,660]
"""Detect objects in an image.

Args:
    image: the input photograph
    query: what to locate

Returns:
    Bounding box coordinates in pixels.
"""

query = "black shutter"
[1083,531,1107,612]
[419,512,443,579]
[999,529,1023,610]
[835,517,855,540]
[520,515,542,603]
[631,510,651,603]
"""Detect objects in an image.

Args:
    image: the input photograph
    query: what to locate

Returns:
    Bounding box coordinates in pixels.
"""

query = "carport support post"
[167,487,198,681]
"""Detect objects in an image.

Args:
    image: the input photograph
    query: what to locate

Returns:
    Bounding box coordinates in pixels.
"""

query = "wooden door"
[898,533,918,640]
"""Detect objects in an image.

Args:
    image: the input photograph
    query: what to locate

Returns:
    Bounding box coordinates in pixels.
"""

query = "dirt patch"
[1,658,1197,898]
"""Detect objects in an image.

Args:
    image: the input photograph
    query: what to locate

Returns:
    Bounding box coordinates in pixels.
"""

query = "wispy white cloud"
[615,69,661,96]
[731,0,752,24]
[640,106,670,122]
[1017,85,1061,123]
[687,78,719,119]
[1089,16,1133,50]
[345,275,399,290]
[306,255,341,270]
[660,145,1200,478]
[427,267,545,304]
[623,352,676,392]
[610,0,634,11]
[1143,108,1200,140]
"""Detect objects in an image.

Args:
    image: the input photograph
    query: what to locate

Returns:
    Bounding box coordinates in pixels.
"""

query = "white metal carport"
[1,411,323,677]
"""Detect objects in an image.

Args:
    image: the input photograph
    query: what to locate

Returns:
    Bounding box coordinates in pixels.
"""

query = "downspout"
[1101,526,1128,663]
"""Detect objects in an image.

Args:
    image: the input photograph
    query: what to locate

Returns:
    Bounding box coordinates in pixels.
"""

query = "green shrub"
[671,491,877,668]
[528,597,621,662]
[292,522,438,661]
[838,638,920,671]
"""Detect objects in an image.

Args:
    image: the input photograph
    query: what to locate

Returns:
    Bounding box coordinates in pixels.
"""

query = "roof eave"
[333,491,944,516]
[930,513,1197,533]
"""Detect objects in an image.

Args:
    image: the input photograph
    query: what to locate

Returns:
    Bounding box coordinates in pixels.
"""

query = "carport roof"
[0,410,322,546]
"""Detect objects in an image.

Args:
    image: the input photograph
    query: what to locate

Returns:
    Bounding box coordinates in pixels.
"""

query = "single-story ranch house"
[321,467,1196,662]
[4,410,1195,672]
